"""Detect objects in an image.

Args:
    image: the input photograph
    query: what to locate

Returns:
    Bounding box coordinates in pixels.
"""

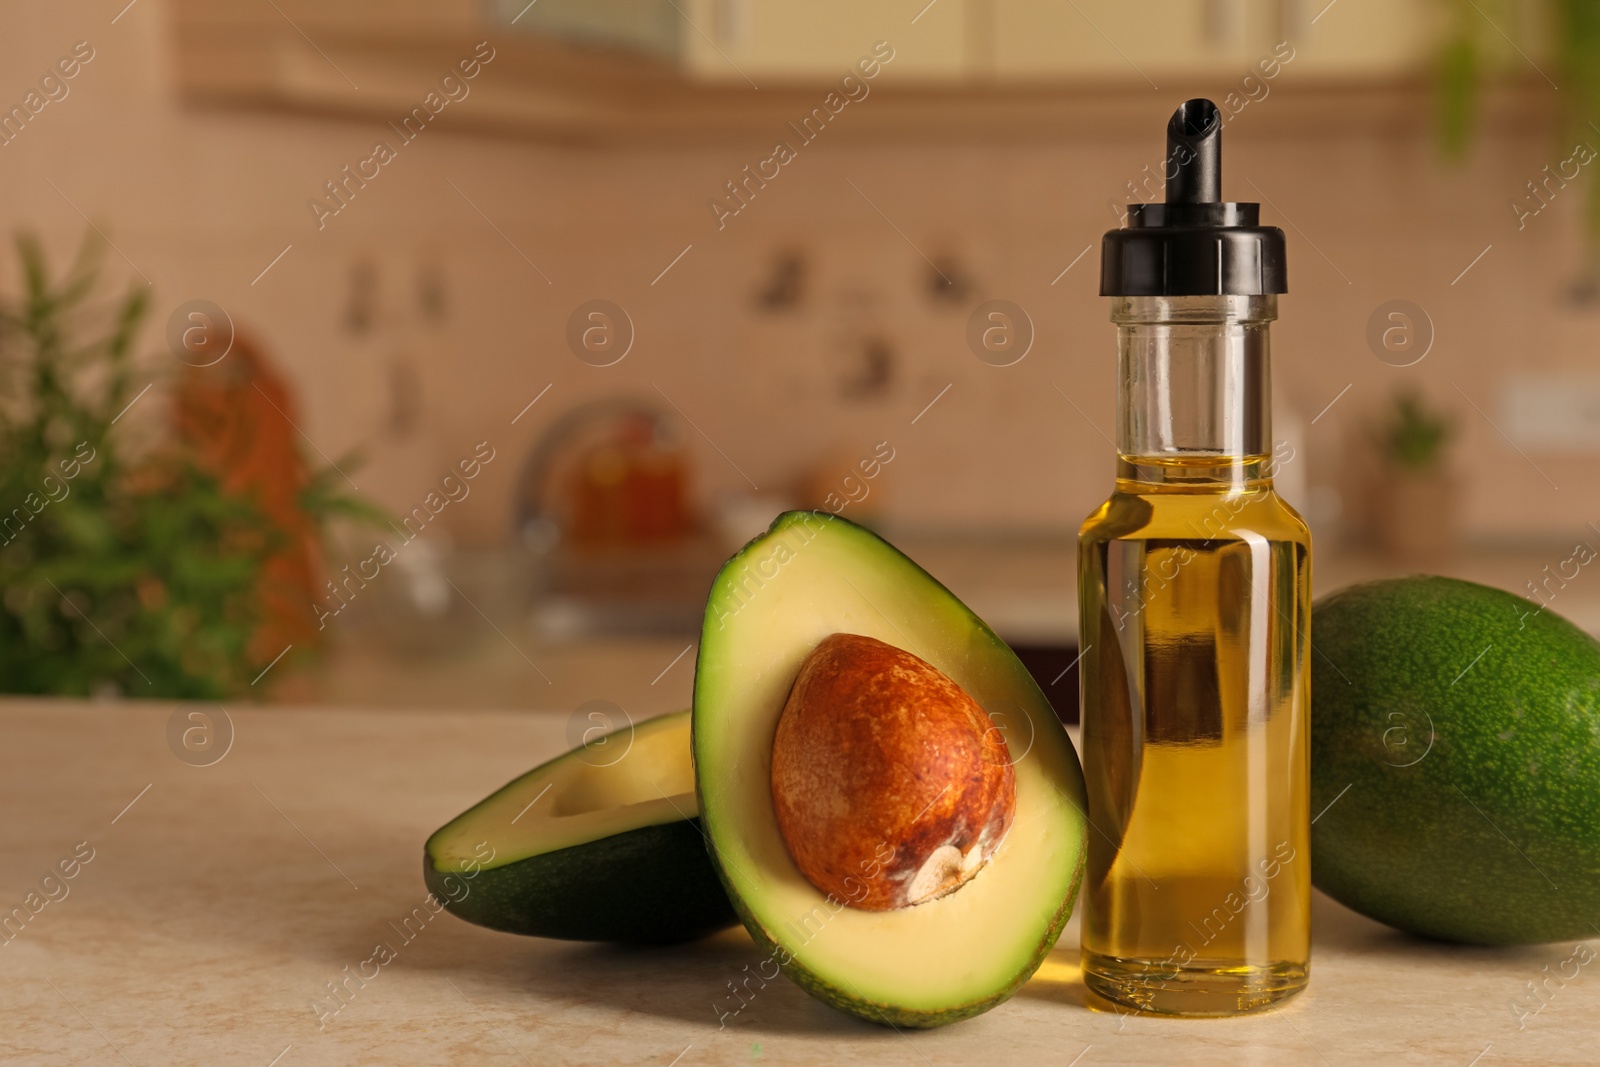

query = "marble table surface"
[2,699,1595,1066]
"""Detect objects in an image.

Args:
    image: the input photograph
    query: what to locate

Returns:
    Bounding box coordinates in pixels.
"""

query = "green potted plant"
[0,232,377,698]
[1374,388,1458,561]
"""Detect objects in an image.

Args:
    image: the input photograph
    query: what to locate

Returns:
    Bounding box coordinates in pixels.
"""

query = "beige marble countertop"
[3,699,1596,1066]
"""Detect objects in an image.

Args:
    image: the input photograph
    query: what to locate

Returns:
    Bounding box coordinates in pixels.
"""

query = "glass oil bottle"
[1078,98,1311,1016]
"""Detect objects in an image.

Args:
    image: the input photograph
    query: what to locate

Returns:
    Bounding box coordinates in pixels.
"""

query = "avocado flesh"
[425,711,737,943]
[694,512,1088,1027]
[1311,576,1600,945]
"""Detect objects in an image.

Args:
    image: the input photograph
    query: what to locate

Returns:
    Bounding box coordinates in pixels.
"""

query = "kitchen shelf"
[170,0,1554,144]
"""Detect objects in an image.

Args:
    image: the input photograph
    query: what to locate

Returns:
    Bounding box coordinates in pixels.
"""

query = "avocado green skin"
[1311,576,1600,945]
[694,511,1088,1027]
[424,819,736,944]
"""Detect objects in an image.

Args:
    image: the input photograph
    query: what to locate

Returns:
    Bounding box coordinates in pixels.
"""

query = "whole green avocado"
[1311,575,1600,945]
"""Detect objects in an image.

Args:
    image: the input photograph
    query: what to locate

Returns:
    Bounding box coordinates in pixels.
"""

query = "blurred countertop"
[897,534,1600,645]
[296,538,1600,714]
[2,700,1595,1066]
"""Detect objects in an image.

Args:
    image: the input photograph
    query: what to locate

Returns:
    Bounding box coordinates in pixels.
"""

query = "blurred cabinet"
[674,0,1440,84]
[677,0,973,82]
[172,0,1529,143]
[993,0,1437,81]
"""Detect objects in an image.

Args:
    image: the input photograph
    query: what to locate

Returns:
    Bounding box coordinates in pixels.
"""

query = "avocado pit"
[770,632,1015,911]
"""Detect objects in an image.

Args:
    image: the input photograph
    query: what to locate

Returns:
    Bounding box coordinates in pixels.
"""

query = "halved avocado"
[694,512,1088,1027]
[425,710,736,943]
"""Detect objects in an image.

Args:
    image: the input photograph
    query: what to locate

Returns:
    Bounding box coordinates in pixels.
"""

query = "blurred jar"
[566,412,693,547]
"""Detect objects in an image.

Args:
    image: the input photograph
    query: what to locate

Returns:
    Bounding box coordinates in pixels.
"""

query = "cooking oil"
[1078,454,1310,1015]
[1082,98,1310,1016]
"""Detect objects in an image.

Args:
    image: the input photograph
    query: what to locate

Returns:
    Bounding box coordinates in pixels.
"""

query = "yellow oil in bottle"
[1078,453,1311,1015]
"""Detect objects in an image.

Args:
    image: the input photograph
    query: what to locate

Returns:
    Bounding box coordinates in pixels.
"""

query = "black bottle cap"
[1100,99,1287,297]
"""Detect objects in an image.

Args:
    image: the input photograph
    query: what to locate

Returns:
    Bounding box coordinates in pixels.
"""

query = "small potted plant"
[1374,388,1457,561]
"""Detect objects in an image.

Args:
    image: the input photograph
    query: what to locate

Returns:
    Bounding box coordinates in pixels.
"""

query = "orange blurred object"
[171,333,324,666]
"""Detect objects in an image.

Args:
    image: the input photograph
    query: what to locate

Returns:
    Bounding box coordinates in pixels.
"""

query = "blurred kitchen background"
[4,0,1600,721]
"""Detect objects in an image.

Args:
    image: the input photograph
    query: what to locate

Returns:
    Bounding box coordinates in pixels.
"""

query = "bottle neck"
[1111,294,1276,491]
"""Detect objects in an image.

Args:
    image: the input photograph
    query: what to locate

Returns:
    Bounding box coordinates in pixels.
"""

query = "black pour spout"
[1099,97,1287,297]
[1167,98,1221,205]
